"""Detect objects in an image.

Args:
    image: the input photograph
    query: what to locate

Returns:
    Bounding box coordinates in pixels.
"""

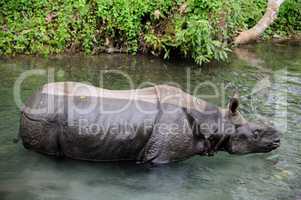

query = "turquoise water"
[0,43,300,200]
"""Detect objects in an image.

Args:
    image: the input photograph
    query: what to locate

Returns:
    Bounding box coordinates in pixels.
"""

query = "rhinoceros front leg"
[141,107,196,164]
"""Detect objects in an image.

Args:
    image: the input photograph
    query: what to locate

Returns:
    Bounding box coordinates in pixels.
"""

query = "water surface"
[0,43,300,200]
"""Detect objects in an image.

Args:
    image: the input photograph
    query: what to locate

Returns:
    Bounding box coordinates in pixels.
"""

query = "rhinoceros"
[19,82,280,164]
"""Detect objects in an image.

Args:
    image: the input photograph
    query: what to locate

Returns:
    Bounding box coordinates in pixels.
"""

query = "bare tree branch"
[234,0,285,45]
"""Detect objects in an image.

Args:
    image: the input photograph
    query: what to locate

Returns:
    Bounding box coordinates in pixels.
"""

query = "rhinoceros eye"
[253,130,260,139]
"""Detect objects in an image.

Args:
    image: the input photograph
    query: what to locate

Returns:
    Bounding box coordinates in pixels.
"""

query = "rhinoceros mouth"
[268,141,280,150]
[227,138,280,154]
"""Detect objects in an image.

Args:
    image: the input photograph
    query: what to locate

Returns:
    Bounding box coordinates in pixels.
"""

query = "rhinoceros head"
[227,122,281,154]
[222,94,281,155]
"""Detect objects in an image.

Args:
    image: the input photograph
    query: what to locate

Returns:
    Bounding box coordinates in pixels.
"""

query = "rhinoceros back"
[20,82,159,161]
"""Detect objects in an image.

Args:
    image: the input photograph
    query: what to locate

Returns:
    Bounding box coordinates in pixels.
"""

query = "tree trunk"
[234,0,285,45]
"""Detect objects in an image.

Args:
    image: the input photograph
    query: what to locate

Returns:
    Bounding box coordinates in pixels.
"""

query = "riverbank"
[1,0,300,65]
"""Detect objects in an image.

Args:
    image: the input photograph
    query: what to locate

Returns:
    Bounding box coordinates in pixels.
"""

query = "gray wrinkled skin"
[19,82,281,164]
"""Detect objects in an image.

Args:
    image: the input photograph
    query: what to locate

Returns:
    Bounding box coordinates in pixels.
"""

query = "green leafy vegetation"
[0,0,300,65]
[268,0,301,36]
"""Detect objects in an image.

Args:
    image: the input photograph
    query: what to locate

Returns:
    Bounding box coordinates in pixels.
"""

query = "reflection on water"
[0,43,301,200]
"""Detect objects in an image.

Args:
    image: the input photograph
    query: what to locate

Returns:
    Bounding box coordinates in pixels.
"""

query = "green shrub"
[271,0,301,35]
[0,0,300,65]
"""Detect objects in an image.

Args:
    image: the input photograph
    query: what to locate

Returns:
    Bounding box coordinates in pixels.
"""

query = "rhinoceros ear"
[228,92,239,114]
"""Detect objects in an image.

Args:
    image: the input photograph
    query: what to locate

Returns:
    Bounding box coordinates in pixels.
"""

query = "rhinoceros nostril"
[274,139,280,143]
